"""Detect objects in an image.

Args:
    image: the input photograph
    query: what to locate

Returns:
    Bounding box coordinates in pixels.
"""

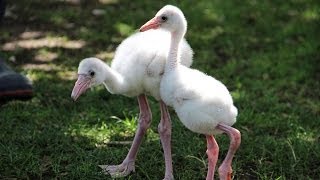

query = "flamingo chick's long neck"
[166,30,185,72]
[102,65,127,94]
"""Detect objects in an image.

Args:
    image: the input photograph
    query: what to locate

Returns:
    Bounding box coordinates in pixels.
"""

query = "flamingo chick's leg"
[100,94,152,178]
[205,135,219,180]
[216,123,241,180]
[158,101,173,180]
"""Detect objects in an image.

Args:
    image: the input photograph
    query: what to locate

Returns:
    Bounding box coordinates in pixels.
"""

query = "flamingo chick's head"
[139,5,187,34]
[71,57,106,101]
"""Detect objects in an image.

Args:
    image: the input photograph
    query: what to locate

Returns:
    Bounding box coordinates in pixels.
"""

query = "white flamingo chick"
[140,5,241,180]
[71,29,193,180]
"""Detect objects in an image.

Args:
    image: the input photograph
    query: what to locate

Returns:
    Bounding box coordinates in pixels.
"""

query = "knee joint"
[138,113,152,130]
[158,122,171,136]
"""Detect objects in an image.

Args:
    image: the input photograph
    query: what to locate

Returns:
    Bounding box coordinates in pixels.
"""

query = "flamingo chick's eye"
[161,16,168,22]
[90,71,95,77]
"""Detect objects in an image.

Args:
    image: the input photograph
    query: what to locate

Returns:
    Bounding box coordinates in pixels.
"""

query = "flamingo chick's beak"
[139,17,161,32]
[71,74,91,101]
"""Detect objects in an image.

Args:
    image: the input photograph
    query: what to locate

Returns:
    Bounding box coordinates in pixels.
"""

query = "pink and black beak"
[71,74,91,101]
[139,17,161,32]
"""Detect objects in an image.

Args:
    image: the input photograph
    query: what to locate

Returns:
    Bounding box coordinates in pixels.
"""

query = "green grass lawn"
[1,0,319,179]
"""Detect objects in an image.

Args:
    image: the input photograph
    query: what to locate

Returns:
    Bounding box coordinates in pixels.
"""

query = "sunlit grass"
[114,22,135,37]
[303,8,319,20]
[34,49,58,62]
[2,36,86,51]
[95,51,115,61]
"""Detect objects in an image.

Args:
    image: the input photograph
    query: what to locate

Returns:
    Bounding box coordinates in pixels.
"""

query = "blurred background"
[0,0,319,179]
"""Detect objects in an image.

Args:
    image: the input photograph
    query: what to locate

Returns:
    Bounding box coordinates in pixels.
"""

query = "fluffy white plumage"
[139,5,240,179]
[76,29,193,100]
[72,27,193,179]
[143,5,238,135]
[160,65,237,134]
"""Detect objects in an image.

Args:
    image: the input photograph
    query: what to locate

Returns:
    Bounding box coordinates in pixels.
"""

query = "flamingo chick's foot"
[99,161,135,178]
[218,165,232,180]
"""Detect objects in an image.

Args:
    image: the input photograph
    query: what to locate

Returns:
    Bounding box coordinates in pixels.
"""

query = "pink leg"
[216,123,241,180]
[100,94,152,178]
[206,135,219,180]
[158,101,173,180]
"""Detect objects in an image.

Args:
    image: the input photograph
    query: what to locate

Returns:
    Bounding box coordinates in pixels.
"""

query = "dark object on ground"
[0,0,6,24]
[0,1,33,105]
[0,58,33,104]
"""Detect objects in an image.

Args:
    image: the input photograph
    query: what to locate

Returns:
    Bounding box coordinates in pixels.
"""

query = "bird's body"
[161,65,237,134]
[73,29,192,100]
[104,29,192,99]
[139,5,241,180]
[71,28,193,179]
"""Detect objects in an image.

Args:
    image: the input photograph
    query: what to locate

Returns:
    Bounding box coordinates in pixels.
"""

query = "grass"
[0,0,319,179]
